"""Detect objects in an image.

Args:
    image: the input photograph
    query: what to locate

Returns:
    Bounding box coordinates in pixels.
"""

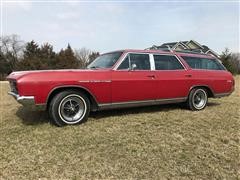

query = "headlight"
[9,80,18,94]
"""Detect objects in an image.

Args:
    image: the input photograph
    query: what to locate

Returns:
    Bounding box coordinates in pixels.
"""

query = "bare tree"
[1,34,25,57]
[75,48,99,68]
[75,48,91,68]
[0,34,25,70]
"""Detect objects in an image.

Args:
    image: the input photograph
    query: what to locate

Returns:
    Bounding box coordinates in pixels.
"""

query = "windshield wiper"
[88,66,101,69]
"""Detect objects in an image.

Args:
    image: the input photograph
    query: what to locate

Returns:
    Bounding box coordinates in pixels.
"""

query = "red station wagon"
[7,49,234,126]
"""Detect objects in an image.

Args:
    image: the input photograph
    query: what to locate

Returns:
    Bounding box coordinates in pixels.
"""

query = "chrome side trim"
[98,97,187,110]
[149,54,155,70]
[155,97,187,103]
[113,52,152,70]
[189,85,233,98]
[214,92,232,98]
[114,52,187,71]
[189,85,215,96]
[151,53,187,70]
[46,85,99,106]
[78,80,111,83]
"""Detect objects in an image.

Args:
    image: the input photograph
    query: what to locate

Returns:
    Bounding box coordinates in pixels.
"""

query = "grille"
[9,80,18,94]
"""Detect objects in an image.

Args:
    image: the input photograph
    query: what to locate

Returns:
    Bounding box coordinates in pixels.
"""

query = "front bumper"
[8,91,35,106]
[8,92,45,110]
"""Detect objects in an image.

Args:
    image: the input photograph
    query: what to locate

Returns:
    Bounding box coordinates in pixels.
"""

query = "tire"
[187,88,208,111]
[48,90,90,126]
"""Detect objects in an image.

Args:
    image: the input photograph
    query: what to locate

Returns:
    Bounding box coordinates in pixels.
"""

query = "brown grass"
[0,77,239,179]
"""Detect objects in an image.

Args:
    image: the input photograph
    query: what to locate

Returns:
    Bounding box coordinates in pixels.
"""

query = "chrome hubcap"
[59,95,86,123]
[192,89,207,109]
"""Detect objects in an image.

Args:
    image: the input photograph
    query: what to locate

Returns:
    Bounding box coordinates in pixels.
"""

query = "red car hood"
[6,69,110,81]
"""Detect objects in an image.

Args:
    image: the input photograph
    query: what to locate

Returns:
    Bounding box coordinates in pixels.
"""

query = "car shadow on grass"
[89,101,221,120]
[89,103,186,120]
[16,107,50,125]
[207,102,221,107]
[15,104,183,125]
[15,102,220,125]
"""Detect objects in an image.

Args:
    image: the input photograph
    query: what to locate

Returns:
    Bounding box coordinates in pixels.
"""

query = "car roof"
[105,49,215,59]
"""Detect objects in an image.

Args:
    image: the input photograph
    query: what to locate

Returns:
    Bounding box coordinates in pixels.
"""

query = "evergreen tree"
[23,40,40,59]
[18,41,57,70]
[18,40,41,70]
[220,48,238,74]
[0,51,11,80]
[39,43,56,69]
[1,51,16,73]
[56,44,79,69]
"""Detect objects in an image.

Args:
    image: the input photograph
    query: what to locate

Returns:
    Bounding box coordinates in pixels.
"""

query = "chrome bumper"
[8,91,35,106]
[8,92,46,111]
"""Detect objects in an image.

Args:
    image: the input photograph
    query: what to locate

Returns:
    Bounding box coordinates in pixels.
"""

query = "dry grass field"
[0,77,239,179]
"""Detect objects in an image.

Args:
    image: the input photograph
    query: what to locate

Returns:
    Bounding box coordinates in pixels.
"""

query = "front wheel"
[49,90,90,126]
[187,88,208,111]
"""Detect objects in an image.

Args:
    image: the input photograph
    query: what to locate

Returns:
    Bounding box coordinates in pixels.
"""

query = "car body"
[7,49,235,126]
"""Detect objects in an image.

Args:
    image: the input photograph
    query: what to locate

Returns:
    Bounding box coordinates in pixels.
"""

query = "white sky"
[1,1,239,53]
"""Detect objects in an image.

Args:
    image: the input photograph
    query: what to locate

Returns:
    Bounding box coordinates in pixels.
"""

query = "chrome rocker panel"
[98,97,187,110]
[214,92,232,98]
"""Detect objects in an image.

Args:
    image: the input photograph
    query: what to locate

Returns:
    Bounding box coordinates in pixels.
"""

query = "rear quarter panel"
[189,69,234,95]
[176,53,234,95]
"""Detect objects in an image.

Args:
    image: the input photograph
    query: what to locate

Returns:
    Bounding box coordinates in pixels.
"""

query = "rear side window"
[154,55,184,70]
[118,53,150,70]
[181,56,225,70]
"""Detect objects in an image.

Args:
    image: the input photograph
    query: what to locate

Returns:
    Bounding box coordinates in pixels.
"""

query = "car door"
[153,54,191,99]
[111,53,156,103]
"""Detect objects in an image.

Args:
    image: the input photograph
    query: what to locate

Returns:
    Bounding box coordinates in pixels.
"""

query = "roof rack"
[150,47,209,56]
[174,50,206,55]
[157,48,206,55]
[157,48,171,52]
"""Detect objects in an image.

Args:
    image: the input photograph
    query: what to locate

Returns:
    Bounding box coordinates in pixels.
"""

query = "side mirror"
[131,63,137,70]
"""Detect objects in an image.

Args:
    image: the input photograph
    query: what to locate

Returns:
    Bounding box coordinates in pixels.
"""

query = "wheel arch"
[46,85,99,111]
[189,85,214,98]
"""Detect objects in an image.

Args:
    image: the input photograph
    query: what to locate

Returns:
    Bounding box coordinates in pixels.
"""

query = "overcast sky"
[1,1,239,53]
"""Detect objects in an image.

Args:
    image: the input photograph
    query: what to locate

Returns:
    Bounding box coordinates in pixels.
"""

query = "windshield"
[87,51,123,69]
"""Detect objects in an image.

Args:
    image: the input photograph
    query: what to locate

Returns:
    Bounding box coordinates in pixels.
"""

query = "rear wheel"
[187,88,208,111]
[49,90,90,126]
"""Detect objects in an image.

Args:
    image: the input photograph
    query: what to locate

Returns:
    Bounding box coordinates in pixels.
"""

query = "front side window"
[181,56,225,70]
[87,51,123,69]
[118,53,150,70]
[118,56,129,70]
[154,55,184,70]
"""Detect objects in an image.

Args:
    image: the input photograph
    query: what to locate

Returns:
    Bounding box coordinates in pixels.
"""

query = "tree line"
[0,34,239,80]
[0,35,100,80]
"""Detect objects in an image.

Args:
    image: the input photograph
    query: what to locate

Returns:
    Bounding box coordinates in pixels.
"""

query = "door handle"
[185,74,192,77]
[147,75,155,78]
